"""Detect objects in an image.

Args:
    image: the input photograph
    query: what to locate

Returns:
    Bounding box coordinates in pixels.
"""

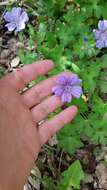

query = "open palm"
[0,60,77,190]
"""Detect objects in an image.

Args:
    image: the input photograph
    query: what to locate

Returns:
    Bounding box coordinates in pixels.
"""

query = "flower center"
[64,85,72,93]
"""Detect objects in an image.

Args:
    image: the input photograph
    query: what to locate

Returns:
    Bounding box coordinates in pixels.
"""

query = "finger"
[38,106,78,145]
[31,95,63,123]
[22,71,71,108]
[2,60,54,90]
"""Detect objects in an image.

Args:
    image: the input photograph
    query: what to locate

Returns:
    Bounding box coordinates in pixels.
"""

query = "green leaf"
[71,98,88,113]
[45,32,57,48]
[99,80,107,93]
[72,63,81,74]
[81,61,101,93]
[19,51,37,65]
[101,4,107,19]
[58,136,83,155]
[37,23,47,44]
[57,160,84,190]
[101,54,107,68]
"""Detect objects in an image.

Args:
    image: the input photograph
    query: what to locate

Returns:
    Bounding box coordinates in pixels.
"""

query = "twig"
[58,150,64,172]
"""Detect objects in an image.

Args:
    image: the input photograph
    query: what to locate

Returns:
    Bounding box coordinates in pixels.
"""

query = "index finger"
[2,60,54,90]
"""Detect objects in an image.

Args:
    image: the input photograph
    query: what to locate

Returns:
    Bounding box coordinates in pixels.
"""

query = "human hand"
[0,60,77,190]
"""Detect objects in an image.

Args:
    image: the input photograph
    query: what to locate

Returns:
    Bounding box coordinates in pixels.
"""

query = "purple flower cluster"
[93,20,107,49]
[3,7,29,32]
[52,74,82,103]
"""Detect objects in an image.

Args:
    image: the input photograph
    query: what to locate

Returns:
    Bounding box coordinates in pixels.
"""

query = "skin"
[0,60,77,190]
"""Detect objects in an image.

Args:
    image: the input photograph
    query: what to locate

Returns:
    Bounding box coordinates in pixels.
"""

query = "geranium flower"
[3,7,29,32]
[52,74,82,103]
[93,20,107,49]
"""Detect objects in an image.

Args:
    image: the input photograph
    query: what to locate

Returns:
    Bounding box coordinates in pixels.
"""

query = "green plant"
[57,160,84,190]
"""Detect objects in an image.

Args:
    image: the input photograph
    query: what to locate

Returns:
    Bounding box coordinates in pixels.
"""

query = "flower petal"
[71,86,82,98]
[57,75,68,85]
[11,7,22,19]
[3,12,14,22]
[16,20,25,31]
[52,85,63,96]
[20,11,29,22]
[69,74,82,86]
[98,20,107,30]
[5,22,16,31]
[61,92,72,103]
[104,40,107,47]
[93,29,101,40]
[96,40,104,49]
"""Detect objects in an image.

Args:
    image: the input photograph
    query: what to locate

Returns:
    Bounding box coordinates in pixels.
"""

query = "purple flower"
[3,7,29,32]
[52,74,82,103]
[93,20,107,49]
